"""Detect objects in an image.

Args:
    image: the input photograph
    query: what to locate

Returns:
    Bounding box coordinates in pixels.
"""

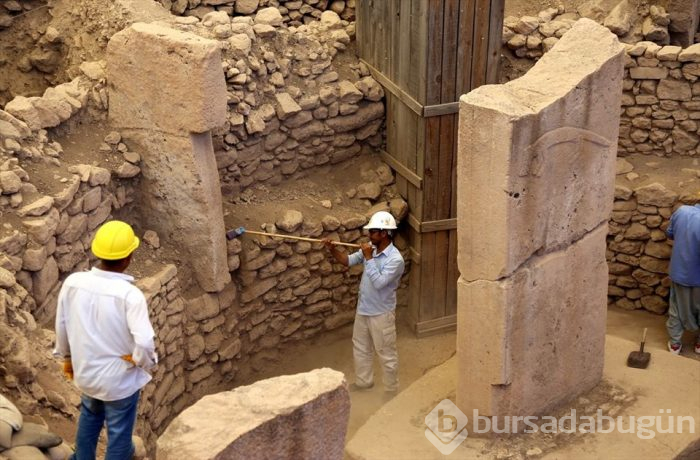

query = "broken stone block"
[275,92,302,120]
[0,171,21,194]
[603,0,633,36]
[642,17,670,44]
[276,210,304,232]
[338,80,363,103]
[157,369,349,460]
[254,7,283,26]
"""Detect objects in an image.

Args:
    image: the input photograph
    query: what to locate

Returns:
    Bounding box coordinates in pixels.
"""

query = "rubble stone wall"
[505,16,700,157]
[607,182,699,313]
[160,0,356,25]
[618,42,700,157]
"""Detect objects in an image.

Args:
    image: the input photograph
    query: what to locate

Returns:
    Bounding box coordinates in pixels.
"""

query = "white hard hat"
[364,211,397,230]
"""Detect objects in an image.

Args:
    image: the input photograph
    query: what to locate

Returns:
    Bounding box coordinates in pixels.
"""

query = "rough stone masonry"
[456,19,625,418]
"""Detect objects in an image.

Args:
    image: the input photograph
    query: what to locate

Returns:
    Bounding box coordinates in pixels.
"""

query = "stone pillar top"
[107,22,227,134]
[461,18,624,118]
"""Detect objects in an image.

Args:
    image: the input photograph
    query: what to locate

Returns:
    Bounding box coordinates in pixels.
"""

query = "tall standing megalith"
[107,22,230,292]
[456,19,625,418]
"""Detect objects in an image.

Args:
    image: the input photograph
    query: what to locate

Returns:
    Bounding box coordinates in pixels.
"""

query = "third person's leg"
[667,283,686,353]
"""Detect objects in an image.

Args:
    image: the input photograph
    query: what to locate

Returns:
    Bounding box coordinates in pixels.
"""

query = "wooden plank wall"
[356,0,504,335]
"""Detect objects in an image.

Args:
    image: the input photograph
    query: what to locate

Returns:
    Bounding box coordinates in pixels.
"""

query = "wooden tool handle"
[641,327,647,343]
[244,229,361,248]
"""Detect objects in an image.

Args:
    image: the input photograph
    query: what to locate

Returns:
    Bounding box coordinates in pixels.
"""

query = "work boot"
[668,341,682,355]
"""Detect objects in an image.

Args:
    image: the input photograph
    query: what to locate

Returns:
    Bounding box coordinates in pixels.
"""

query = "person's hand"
[360,242,373,259]
[62,359,73,381]
[122,354,135,367]
[322,238,336,250]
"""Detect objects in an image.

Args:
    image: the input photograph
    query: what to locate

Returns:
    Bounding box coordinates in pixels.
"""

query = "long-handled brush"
[225,226,361,248]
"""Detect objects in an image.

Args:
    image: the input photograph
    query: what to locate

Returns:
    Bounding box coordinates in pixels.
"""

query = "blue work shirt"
[348,242,405,316]
[667,204,700,287]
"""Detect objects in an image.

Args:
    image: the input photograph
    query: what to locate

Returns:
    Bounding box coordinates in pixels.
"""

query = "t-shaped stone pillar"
[107,22,230,292]
[456,19,625,419]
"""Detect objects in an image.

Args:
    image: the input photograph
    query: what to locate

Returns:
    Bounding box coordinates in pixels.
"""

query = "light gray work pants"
[353,311,399,391]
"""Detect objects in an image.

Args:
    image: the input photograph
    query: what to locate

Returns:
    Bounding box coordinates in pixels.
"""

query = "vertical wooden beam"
[486,0,505,84]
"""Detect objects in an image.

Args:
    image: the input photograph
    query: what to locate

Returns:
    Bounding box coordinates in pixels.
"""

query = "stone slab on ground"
[157,368,350,460]
[345,335,700,459]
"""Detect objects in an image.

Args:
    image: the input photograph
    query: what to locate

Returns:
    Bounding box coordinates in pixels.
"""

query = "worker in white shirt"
[324,211,405,394]
[54,220,157,460]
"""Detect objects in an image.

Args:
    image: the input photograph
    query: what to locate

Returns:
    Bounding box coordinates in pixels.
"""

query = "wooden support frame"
[357,0,504,336]
[363,59,462,118]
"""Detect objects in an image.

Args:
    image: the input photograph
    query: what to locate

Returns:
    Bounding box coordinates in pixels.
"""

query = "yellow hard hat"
[91,220,140,260]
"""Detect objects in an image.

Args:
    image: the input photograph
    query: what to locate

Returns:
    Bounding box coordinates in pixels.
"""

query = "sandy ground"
[240,304,699,446]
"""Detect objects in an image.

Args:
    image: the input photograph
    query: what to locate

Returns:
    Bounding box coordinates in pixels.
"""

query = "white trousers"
[353,311,399,391]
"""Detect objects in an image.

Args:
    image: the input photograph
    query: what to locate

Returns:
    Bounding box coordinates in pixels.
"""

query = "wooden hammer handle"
[243,229,361,248]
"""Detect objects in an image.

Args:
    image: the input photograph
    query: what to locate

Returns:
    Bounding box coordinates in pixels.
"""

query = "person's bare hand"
[360,242,373,259]
[322,238,335,250]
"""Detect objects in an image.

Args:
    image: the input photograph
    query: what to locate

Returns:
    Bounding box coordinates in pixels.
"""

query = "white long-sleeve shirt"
[54,267,157,401]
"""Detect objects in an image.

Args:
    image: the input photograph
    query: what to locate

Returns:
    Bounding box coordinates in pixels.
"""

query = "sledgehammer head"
[226,227,246,240]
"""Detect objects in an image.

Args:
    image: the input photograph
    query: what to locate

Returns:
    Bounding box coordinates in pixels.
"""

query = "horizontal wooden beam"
[423,102,460,117]
[414,314,457,337]
[361,59,461,118]
[380,150,422,189]
[405,215,457,233]
[422,218,457,233]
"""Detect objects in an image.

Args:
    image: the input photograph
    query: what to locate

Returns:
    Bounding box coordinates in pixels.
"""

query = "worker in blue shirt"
[666,204,700,355]
[324,211,405,393]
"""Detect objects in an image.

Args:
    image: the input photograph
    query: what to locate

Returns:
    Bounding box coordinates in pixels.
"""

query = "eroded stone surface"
[157,368,349,460]
[456,19,623,418]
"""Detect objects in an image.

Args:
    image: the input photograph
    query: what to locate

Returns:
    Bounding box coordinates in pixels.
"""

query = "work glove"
[62,359,73,381]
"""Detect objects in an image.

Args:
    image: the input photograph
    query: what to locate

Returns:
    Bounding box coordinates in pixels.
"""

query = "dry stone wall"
[0,68,141,325]
[618,42,700,157]
[160,0,356,25]
[607,182,699,313]
[163,8,384,195]
[506,17,700,158]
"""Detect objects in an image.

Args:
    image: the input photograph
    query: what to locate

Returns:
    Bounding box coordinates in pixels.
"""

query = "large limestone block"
[129,131,230,292]
[457,226,608,417]
[107,22,227,134]
[457,19,624,281]
[157,368,350,460]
